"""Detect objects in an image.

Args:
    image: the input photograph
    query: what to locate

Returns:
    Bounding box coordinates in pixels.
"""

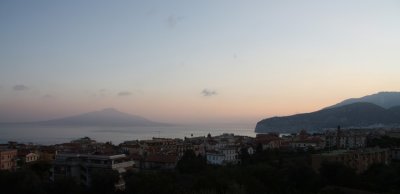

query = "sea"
[0,125,256,145]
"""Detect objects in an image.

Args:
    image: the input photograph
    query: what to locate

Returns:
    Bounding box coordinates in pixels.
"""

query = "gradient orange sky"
[1,1,400,127]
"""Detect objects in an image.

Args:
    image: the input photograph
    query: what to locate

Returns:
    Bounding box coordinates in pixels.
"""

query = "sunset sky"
[1,0,400,126]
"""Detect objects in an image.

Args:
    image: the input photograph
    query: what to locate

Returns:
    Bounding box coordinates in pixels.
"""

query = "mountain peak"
[255,92,400,133]
[35,108,169,127]
[327,91,400,109]
[100,108,120,113]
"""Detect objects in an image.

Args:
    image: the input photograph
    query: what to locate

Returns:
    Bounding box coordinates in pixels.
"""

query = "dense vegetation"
[1,150,400,194]
[367,135,400,148]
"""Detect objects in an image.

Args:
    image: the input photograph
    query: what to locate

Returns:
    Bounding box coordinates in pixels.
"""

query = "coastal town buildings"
[0,149,17,171]
[311,148,390,173]
[288,130,325,150]
[255,133,282,150]
[324,128,367,150]
[1,127,395,180]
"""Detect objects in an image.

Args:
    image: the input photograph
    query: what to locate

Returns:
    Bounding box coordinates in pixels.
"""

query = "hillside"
[327,92,400,109]
[255,103,400,133]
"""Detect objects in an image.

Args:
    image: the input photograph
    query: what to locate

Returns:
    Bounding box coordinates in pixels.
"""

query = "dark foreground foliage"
[367,135,400,148]
[1,151,400,194]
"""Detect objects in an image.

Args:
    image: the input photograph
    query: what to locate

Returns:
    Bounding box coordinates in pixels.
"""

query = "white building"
[206,147,238,165]
[206,151,225,165]
[25,153,40,163]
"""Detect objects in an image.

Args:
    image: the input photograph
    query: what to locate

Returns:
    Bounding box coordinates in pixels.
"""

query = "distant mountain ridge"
[256,92,400,133]
[8,108,169,127]
[327,92,400,109]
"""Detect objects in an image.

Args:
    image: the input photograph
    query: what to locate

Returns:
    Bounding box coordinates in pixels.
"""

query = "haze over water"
[0,125,255,145]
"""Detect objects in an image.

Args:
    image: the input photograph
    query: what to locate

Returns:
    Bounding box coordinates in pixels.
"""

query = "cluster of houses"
[120,133,255,168]
[0,142,56,171]
[1,127,400,190]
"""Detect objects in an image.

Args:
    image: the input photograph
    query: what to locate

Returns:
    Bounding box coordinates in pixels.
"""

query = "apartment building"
[324,129,367,149]
[312,148,390,173]
[52,153,134,190]
[0,149,17,171]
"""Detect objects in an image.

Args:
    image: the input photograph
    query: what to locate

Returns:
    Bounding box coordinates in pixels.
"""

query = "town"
[1,127,400,194]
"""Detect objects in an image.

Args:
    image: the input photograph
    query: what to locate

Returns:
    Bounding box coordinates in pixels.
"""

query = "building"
[177,142,205,157]
[52,153,134,190]
[206,147,238,165]
[290,138,324,150]
[38,146,57,161]
[17,149,40,164]
[206,151,225,165]
[312,148,390,173]
[129,154,143,169]
[290,140,319,150]
[255,133,282,150]
[25,152,40,163]
[324,128,367,150]
[142,154,178,170]
[391,148,400,161]
[0,149,17,171]
[121,144,142,155]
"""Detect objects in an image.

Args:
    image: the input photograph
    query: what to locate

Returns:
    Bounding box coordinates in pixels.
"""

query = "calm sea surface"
[0,125,256,145]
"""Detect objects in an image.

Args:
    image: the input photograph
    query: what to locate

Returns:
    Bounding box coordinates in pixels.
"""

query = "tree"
[284,160,320,193]
[239,147,251,165]
[0,169,44,194]
[367,136,400,148]
[29,160,52,181]
[124,172,177,194]
[361,163,400,192]
[89,169,120,194]
[319,161,359,188]
[176,150,206,174]
[48,176,83,194]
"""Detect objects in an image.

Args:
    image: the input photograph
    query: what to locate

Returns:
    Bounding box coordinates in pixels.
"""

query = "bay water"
[0,125,256,145]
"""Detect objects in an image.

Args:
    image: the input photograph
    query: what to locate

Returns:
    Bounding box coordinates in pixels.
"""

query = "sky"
[0,0,400,126]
